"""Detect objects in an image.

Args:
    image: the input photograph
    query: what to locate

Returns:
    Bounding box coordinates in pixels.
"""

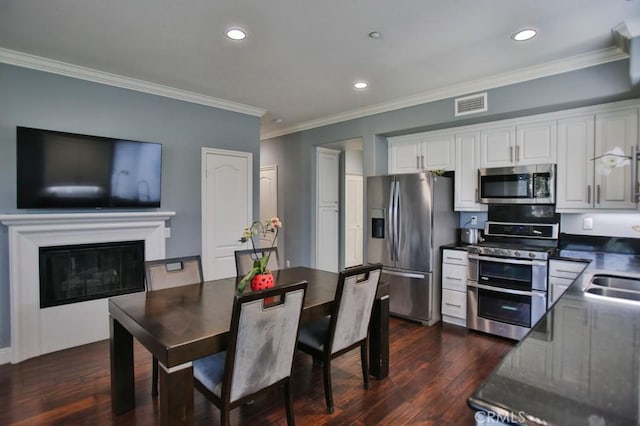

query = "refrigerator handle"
[394,180,401,261]
[388,180,395,261]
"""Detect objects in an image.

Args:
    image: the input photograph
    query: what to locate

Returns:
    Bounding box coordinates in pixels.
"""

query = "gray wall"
[261,59,640,268]
[0,63,261,348]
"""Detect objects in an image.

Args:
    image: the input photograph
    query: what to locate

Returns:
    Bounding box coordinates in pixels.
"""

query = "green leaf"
[258,254,270,272]
[237,265,260,293]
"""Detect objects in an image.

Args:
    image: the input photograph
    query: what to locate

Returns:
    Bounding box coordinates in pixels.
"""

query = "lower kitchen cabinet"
[441,249,468,327]
[588,308,637,413]
[551,300,591,396]
[548,259,589,308]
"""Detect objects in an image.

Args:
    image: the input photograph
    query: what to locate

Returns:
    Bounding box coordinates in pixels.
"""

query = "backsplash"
[561,213,640,238]
[460,212,640,239]
[459,212,487,229]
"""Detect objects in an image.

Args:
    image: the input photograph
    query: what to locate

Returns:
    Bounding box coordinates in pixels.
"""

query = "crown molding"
[260,47,628,140]
[0,48,266,118]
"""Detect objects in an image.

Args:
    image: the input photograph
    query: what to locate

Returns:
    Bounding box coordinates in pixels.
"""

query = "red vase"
[250,273,275,292]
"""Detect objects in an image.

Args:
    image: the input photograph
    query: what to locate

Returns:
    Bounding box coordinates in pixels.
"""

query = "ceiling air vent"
[455,92,488,117]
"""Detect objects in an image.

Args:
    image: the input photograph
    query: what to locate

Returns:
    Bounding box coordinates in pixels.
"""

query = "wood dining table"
[109,266,390,425]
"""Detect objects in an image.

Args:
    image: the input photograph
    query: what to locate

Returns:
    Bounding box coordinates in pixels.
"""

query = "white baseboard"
[0,347,12,365]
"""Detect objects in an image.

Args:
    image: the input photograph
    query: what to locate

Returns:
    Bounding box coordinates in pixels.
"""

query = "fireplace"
[0,211,175,363]
[39,241,145,308]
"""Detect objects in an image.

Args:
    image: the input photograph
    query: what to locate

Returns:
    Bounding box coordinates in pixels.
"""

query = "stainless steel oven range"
[467,205,559,340]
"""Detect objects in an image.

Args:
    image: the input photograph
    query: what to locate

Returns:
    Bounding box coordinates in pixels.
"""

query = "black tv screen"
[17,127,162,208]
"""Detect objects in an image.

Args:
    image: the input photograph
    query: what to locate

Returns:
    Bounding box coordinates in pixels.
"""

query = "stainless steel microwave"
[478,164,555,204]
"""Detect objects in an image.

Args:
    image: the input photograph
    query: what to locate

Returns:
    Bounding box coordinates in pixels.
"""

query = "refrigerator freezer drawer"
[382,269,433,325]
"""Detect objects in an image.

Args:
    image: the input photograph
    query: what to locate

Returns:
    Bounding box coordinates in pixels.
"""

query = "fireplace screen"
[39,241,145,308]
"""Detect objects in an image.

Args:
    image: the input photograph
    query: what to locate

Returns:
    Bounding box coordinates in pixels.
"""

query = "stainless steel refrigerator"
[367,172,458,325]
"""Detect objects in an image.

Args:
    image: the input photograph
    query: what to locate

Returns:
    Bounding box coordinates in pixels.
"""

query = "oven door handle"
[468,281,547,298]
[467,254,547,267]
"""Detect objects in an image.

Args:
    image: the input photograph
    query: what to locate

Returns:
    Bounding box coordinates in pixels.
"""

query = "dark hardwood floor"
[0,318,514,425]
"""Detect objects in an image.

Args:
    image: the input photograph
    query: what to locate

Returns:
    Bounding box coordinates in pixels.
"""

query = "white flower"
[596,147,630,175]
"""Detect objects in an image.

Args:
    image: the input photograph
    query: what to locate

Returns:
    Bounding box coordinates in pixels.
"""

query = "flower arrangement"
[593,146,631,176]
[237,217,282,293]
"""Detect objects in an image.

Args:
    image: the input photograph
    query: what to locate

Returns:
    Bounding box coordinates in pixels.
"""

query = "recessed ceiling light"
[273,118,283,124]
[226,28,246,41]
[368,31,382,39]
[354,81,368,89]
[512,29,537,41]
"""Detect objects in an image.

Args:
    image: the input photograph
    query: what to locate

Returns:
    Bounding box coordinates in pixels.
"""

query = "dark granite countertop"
[469,250,640,425]
[440,243,471,252]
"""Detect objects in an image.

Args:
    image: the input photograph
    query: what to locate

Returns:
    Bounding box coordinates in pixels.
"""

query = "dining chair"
[234,247,280,276]
[297,263,383,414]
[193,281,308,426]
[144,255,203,396]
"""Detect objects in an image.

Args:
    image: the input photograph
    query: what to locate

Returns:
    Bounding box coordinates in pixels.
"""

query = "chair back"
[329,263,382,354]
[223,281,307,403]
[145,255,203,290]
[234,247,280,276]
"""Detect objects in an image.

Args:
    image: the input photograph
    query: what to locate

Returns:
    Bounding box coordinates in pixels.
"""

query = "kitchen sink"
[585,274,640,302]
[585,286,640,302]
[590,275,640,292]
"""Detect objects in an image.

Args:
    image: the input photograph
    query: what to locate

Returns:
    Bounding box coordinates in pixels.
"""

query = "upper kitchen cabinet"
[454,131,486,211]
[595,109,638,209]
[479,125,516,167]
[388,132,455,174]
[557,108,638,211]
[479,120,557,168]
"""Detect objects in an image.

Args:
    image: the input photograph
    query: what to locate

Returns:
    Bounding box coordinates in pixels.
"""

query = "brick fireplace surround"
[0,211,175,364]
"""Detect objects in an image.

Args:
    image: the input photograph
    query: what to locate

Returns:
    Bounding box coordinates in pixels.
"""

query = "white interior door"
[259,165,278,248]
[316,147,340,272]
[201,148,252,280]
[344,174,363,267]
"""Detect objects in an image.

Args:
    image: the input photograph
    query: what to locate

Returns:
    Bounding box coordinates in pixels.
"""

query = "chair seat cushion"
[297,315,330,351]
[193,351,227,397]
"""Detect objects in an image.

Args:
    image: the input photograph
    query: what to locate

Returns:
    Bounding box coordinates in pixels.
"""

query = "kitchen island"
[469,249,640,425]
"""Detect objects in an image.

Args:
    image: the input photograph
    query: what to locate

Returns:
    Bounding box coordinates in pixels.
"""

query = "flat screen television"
[17,127,162,209]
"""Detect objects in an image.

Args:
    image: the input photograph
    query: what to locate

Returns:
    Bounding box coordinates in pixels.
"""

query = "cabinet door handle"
[446,257,463,261]
[445,302,462,308]
[631,145,638,202]
[445,276,462,281]
[587,185,591,204]
[509,146,513,162]
[555,269,578,274]
[596,185,601,205]
[416,156,420,170]
[515,145,520,162]
[421,155,425,169]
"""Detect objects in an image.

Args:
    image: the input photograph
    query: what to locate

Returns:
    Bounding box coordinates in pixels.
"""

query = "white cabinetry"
[595,109,638,209]
[548,259,588,308]
[479,120,557,168]
[550,299,591,395]
[454,131,486,211]
[441,249,468,327]
[557,108,638,211]
[388,132,455,174]
[479,126,515,167]
[556,115,594,210]
[517,120,558,165]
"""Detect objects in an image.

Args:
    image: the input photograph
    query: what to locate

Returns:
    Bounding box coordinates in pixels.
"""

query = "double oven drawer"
[467,253,548,340]
[467,254,548,292]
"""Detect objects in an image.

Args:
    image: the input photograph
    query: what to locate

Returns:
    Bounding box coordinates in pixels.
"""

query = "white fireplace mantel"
[1,211,176,363]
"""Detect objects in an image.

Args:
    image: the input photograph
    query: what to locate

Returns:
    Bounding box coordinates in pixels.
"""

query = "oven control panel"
[468,245,550,260]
